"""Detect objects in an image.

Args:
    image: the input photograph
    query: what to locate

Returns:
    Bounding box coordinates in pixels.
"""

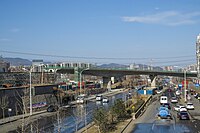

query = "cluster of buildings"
[0,34,200,75]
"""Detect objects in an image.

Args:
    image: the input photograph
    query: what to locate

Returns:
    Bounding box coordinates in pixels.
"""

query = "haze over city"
[0,0,200,66]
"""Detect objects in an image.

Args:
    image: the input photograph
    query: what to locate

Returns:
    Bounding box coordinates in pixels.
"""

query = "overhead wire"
[0,50,195,60]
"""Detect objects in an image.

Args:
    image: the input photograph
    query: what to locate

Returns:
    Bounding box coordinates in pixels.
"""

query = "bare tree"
[0,95,9,118]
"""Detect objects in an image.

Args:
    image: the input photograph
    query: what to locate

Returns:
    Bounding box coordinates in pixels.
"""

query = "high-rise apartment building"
[196,34,200,78]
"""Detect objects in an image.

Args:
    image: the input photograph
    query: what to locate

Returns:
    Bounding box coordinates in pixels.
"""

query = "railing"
[43,66,197,74]
[134,95,152,119]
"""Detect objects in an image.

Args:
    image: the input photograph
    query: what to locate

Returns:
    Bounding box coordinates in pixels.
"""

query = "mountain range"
[1,57,163,70]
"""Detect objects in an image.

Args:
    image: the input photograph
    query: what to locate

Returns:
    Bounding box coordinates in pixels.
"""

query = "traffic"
[132,83,200,133]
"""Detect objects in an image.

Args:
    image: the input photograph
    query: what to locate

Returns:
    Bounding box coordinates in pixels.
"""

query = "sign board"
[137,90,152,95]
[182,80,188,87]
[178,84,183,88]
[195,83,200,87]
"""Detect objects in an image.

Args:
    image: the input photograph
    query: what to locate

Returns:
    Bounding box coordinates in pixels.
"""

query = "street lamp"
[80,68,89,95]
[184,69,187,102]
[30,67,33,116]
[174,66,187,102]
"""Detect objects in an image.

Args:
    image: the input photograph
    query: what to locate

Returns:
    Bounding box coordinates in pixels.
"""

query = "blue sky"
[0,0,200,66]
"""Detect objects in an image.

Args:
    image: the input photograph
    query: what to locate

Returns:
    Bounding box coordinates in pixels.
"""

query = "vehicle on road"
[174,105,187,112]
[176,91,181,96]
[47,105,59,112]
[186,103,194,110]
[171,97,178,103]
[163,103,171,110]
[76,96,85,104]
[102,97,109,103]
[157,107,172,119]
[194,93,199,99]
[177,111,190,120]
[160,96,168,105]
[157,90,162,94]
[96,95,102,101]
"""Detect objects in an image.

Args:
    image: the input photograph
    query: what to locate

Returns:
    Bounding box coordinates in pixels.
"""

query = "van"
[160,96,168,105]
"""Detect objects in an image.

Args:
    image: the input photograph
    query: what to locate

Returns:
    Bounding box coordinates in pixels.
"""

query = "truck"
[157,106,172,119]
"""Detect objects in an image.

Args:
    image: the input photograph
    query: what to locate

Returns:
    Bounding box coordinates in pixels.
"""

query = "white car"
[160,96,168,105]
[176,91,181,96]
[179,106,187,112]
[96,95,102,101]
[174,105,187,112]
[102,97,109,103]
[157,90,162,94]
[186,103,194,110]
[76,96,84,104]
[171,97,178,103]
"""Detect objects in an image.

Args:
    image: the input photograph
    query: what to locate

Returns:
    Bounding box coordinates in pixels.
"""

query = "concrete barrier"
[121,95,152,133]
[134,95,152,119]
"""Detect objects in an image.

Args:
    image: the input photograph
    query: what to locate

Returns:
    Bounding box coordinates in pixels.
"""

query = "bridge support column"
[103,77,111,91]
[149,75,157,88]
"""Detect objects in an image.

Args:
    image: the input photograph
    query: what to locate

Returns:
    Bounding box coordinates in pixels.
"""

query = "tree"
[111,99,126,121]
[0,95,9,118]
[93,107,108,133]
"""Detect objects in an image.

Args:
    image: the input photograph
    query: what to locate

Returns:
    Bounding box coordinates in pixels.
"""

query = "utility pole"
[184,70,187,102]
[29,68,32,116]
[80,68,89,95]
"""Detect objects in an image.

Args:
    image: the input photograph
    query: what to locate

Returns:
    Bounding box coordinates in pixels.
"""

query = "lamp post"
[30,68,32,116]
[184,69,187,102]
[174,66,187,102]
[80,68,89,95]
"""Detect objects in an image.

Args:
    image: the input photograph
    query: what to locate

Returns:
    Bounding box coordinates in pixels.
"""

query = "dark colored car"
[163,103,171,110]
[177,111,190,120]
[47,105,59,112]
[168,88,172,92]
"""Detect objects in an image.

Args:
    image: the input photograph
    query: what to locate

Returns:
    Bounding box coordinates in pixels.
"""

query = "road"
[7,89,131,133]
[131,87,200,133]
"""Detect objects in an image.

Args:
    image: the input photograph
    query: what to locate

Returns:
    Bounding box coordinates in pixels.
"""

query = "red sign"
[182,80,188,87]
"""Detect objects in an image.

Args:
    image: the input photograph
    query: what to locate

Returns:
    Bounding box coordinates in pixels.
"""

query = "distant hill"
[3,57,32,66]
[98,63,128,68]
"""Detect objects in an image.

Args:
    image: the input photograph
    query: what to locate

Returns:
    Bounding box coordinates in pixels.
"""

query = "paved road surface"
[130,87,200,133]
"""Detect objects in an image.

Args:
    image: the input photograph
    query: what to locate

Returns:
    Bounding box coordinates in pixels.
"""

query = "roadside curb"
[0,110,47,125]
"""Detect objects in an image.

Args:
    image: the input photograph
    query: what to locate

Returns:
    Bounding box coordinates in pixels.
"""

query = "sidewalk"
[0,110,47,125]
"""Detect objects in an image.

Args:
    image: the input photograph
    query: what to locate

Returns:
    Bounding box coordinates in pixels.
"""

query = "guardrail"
[133,95,152,119]
[121,95,152,133]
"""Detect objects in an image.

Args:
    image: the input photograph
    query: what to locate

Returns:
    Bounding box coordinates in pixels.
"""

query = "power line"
[0,50,195,60]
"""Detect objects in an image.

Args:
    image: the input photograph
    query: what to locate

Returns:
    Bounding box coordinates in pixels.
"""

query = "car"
[176,91,181,96]
[174,105,187,112]
[47,105,59,112]
[163,103,171,110]
[157,107,172,119]
[179,106,187,112]
[76,96,85,104]
[194,93,199,98]
[96,95,102,101]
[174,105,181,111]
[171,97,178,103]
[186,103,194,110]
[102,97,109,103]
[160,96,168,105]
[177,111,190,120]
[157,90,162,94]
[168,88,172,92]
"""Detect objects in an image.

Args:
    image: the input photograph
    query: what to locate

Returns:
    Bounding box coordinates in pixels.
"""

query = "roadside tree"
[93,107,109,133]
